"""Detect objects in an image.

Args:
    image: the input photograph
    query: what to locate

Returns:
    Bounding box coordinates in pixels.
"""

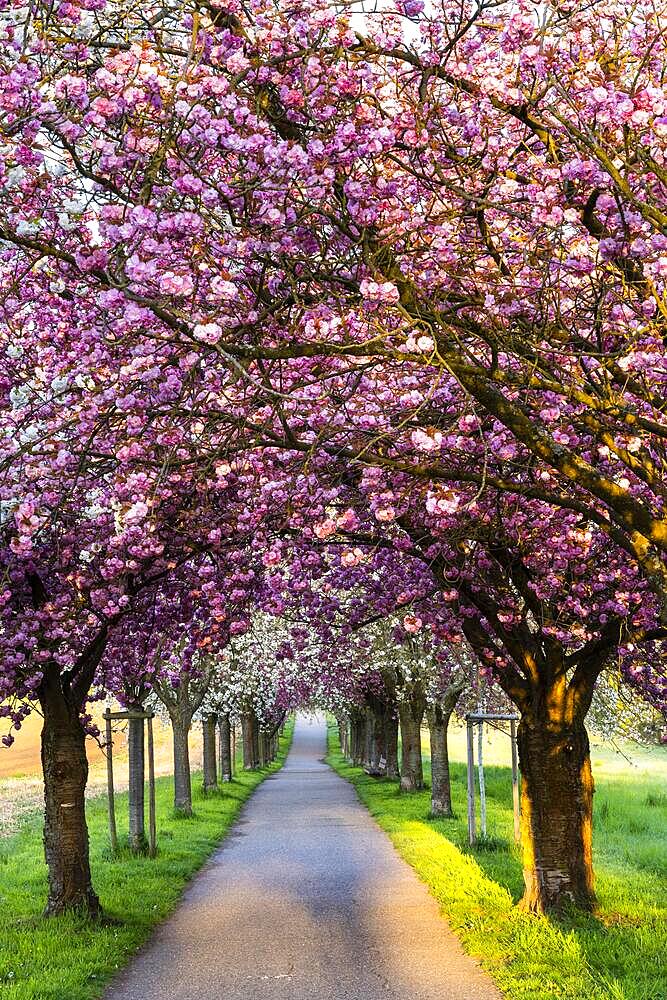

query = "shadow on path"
[104,713,503,1000]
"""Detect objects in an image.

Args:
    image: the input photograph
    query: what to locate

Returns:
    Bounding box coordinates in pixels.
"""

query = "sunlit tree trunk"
[461,609,600,912]
[518,702,596,912]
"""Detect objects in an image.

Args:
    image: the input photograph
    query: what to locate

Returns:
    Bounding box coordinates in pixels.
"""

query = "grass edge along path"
[326,719,667,1000]
[0,717,294,1000]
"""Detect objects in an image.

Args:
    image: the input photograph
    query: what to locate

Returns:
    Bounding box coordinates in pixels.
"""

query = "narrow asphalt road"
[104,713,503,1000]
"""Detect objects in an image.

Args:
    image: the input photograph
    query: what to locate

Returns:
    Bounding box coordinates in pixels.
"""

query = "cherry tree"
[0,0,666,921]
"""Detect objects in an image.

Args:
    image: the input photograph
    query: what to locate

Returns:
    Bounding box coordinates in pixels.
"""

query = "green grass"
[0,719,294,1000]
[327,720,667,1000]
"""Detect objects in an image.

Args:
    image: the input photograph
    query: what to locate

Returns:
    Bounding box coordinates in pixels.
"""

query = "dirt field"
[0,708,204,838]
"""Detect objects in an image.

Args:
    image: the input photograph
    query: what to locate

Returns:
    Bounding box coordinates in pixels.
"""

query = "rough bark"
[151,668,213,816]
[350,709,365,765]
[398,687,425,791]
[265,731,274,763]
[337,715,350,759]
[172,716,193,815]
[39,666,100,917]
[252,713,261,766]
[427,705,453,816]
[241,711,259,769]
[128,713,146,851]
[365,700,387,776]
[218,714,232,782]
[202,713,218,791]
[363,705,374,769]
[518,714,596,913]
[427,680,465,817]
[384,709,400,780]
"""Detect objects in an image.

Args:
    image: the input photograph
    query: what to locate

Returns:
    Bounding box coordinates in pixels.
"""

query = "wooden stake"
[104,711,118,854]
[510,718,521,844]
[147,715,157,859]
[466,718,476,845]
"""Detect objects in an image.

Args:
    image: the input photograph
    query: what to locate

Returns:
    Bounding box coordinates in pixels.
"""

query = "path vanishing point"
[104,713,503,1000]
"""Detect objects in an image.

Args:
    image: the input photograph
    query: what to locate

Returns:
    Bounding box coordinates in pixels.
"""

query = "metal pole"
[477,720,487,838]
[510,718,521,844]
[104,711,118,854]
[466,719,476,845]
[147,715,157,858]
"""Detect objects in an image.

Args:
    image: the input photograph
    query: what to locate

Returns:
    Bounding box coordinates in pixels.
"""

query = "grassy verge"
[0,718,294,1000]
[326,719,666,1000]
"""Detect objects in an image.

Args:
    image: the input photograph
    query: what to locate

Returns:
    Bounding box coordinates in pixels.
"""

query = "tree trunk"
[363,705,374,768]
[427,704,454,817]
[219,714,232,782]
[202,713,218,791]
[366,702,387,775]
[171,716,193,815]
[399,693,424,791]
[337,715,349,758]
[518,714,596,913]
[350,709,365,765]
[241,712,259,769]
[252,713,261,766]
[40,673,100,917]
[128,713,146,851]
[384,709,400,780]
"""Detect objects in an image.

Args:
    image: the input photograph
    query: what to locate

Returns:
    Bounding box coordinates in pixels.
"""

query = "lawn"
[0,718,294,1000]
[327,720,667,1000]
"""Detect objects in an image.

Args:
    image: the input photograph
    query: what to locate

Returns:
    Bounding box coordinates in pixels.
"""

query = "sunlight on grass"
[326,720,667,1000]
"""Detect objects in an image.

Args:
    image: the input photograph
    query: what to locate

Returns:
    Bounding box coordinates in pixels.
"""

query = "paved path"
[104,714,503,1000]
